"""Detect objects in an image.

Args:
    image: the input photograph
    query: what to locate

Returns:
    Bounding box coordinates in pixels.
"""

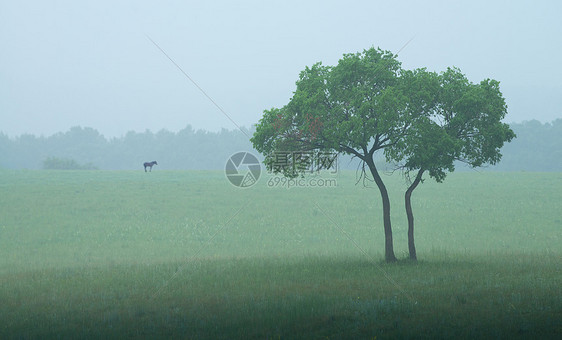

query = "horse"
[143,161,158,172]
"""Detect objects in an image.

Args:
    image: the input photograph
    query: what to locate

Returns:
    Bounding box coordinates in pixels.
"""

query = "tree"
[42,156,98,170]
[493,119,562,171]
[252,47,433,262]
[386,67,516,260]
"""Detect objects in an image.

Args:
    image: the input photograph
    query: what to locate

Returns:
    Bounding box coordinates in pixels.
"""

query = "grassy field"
[0,169,560,339]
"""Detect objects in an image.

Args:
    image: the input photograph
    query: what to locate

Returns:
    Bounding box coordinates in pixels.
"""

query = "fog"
[1,0,561,138]
[2,3,562,336]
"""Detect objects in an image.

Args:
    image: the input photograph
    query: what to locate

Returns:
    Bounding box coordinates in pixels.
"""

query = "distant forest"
[0,120,560,171]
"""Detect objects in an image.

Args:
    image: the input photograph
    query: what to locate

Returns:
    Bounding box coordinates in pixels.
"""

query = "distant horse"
[143,161,158,172]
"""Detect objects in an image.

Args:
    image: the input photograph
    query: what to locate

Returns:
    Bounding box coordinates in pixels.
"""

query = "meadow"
[0,169,560,339]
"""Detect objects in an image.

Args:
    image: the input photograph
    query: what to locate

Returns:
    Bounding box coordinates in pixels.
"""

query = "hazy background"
[1,0,561,138]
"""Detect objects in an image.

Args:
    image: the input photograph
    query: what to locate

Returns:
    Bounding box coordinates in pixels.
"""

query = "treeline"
[484,119,562,172]
[43,157,98,170]
[0,120,560,171]
[0,125,253,170]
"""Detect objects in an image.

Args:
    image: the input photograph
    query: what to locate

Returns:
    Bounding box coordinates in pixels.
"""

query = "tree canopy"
[252,47,516,262]
[252,47,435,262]
[385,67,516,260]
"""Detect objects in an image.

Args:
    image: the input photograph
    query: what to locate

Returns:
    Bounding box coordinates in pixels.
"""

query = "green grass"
[0,169,561,338]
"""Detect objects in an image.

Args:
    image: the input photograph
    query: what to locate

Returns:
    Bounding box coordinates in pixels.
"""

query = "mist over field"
[1,119,561,172]
[1,1,562,338]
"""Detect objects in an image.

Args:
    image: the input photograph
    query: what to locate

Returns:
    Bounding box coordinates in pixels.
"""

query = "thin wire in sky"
[145,34,251,139]
[396,35,416,56]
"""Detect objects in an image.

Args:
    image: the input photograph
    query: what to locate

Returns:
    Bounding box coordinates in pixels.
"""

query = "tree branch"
[340,144,365,161]
[368,135,381,156]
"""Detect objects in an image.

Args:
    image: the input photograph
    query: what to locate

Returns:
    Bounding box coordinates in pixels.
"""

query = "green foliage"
[42,156,98,170]
[252,47,411,177]
[251,47,517,183]
[252,46,518,262]
[386,67,516,184]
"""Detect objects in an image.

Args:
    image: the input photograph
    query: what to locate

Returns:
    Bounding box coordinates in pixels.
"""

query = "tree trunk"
[366,158,397,262]
[405,169,424,261]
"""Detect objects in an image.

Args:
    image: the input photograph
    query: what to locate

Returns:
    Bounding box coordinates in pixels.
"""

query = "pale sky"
[1,0,561,138]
